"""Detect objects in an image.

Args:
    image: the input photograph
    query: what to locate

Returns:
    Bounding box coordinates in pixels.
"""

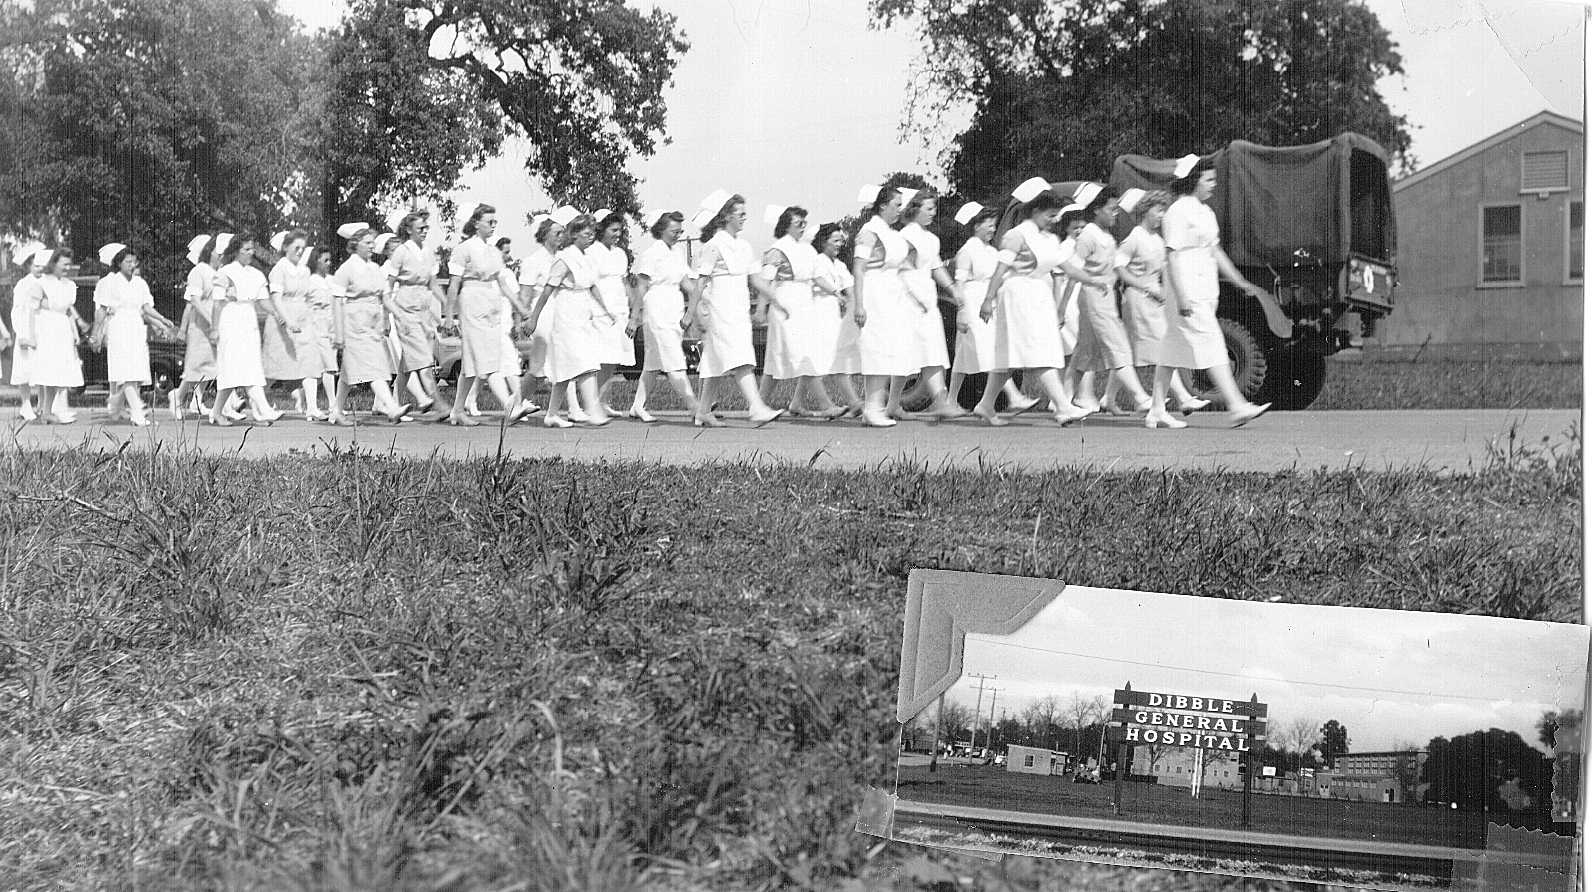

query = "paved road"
[1,408,1578,472]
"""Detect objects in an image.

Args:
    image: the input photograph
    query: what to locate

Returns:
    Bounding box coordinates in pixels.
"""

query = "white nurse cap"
[372,233,396,254]
[336,222,369,240]
[1072,182,1103,208]
[699,188,733,212]
[1173,154,1202,178]
[184,235,210,266]
[32,249,53,268]
[214,233,235,256]
[686,208,716,236]
[549,205,581,227]
[1117,188,1146,214]
[763,204,790,226]
[12,240,46,266]
[531,213,552,231]
[639,210,664,230]
[98,243,127,266]
[896,187,919,205]
[953,202,983,226]
[592,208,614,222]
[269,230,290,253]
[856,184,883,203]
[1012,177,1051,202]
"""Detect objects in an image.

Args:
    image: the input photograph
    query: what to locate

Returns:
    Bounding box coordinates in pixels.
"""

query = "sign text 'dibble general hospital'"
[1108,688,1268,753]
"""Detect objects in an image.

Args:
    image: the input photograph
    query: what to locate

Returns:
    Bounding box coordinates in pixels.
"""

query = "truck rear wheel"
[1261,345,1327,409]
[1190,318,1267,401]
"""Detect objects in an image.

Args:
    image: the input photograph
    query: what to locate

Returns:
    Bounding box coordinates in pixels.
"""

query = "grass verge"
[0,427,1580,891]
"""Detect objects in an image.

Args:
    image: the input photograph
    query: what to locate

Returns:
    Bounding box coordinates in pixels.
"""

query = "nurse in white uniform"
[385,211,448,419]
[518,213,562,410]
[91,243,176,426]
[894,190,964,419]
[1155,154,1271,428]
[588,209,635,412]
[445,204,526,425]
[690,190,783,428]
[10,242,51,420]
[625,209,703,423]
[756,205,841,418]
[25,248,88,424]
[207,235,281,425]
[261,230,322,419]
[947,203,1035,412]
[330,224,411,425]
[529,210,608,428]
[972,177,1091,427]
[810,223,864,416]
[168,234,222,420]
[303,245,341,419]
[849,185,917,427]
[1062,185,1153,415]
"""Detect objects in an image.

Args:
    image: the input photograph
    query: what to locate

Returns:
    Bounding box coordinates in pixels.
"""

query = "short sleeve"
[136,278,154,307]
[92,277,113,309]
[693,243,719,277]
[268,264,286,297]
[1163,201,1197,251]
[330,264,351,298]
[447,243,468,278]
[954,245,974,280]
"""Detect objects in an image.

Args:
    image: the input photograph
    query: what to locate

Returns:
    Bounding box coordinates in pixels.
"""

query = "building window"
[1024,754,1034,768]
[1569,201,1584,284]
[1522,150,1570,193]
[1480,204,1523,285]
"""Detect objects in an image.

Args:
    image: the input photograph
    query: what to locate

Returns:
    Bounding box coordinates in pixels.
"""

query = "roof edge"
[1394,110,1584,192]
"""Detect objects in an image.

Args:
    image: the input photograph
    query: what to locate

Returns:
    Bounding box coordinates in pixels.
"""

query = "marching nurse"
[91,243,176,426]
[691,190,783,428]
[208,234,281,425]
[626,209,703,422]
[330,223,410,425]
[948,203,1034,412]
[385,210,448,419]
[894,189,965,419]
[849,184,916,427]
[529,208,608,427]
[25,248,89,424]
[1062,184,1154,415]
[1155,155,1271,428]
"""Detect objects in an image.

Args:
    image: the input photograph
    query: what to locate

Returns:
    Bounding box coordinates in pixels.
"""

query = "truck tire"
[1261,345,1327,409]
[1190,318,1267,401]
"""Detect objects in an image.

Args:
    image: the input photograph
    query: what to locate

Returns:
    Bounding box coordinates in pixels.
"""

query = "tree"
[869,0,1414,205]
[1278,716,1320,761]
[1538,709,1581,750]
[321,0,688,233]
[1421,729,1555,829]
[0,0,321,291]
[1021,696,1062,750]
[938,701,977,748]
[1065,692,1105,759]
[1319,719,1349,768]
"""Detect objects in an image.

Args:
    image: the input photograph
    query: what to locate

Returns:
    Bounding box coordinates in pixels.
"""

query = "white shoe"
[130,410,152,427]
[18,401,37,421]
[1177,397,1212,416]
[1229,402,1271,428]
[167,391,184,421]
[567,406,590,423]
[1145,410,1187,430]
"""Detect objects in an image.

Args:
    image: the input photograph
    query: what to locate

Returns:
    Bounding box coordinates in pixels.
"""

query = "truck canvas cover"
[1109,132,1395,268]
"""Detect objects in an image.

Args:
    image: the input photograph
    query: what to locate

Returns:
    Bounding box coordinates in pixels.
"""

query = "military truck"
[1109,134,1398,409]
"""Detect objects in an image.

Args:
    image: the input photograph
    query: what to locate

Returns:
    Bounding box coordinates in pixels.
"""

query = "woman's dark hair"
[194,236,218,266]
[968,208,1001,230]
[310,246,334,272]
[597,210,627,233]
[811,222,851,265]
[862,186,899,220]
[700,195,744,242]
[47,246,74,273]
[462,203,496,237]
[1082,184,1119,218]
[535,217,561,244]
[1059,209,1090,230]
[1170,157,1215,195]
[1023,191,1065,216]
[649,211,684,240]
[773,206,807,240]
[566,215,597,239]
[495,237,512,250]
[398,211,429,241]
[897,189,935,228]
[221,235,253,265]
[1137,190,1174,221]
[110,246,135,269]
[344,228,371,255]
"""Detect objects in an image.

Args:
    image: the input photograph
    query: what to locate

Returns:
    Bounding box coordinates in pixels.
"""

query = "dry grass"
[0,425,1579,891]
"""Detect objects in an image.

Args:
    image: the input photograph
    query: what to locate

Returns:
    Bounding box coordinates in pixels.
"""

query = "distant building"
[1320,749,1428,803]
[1130,746,1244,790]
[1384,110,1583,348]
[1006,745,1068,776]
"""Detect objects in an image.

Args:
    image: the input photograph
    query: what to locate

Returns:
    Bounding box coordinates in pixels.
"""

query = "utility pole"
[966,673,996,753]
[984,689,1001,753]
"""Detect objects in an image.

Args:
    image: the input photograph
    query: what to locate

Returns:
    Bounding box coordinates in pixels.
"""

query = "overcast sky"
[935,585,1588,755]
[279,0,1587,253]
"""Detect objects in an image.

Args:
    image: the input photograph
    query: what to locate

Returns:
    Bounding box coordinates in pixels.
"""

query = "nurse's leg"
[733,367,779,422]
[972,371,1011,426]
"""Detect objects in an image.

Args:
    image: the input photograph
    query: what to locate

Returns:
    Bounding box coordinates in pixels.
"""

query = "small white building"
[1006,745,1068,776]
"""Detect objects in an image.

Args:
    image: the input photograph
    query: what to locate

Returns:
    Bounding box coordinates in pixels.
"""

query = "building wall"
[1131,746,1243,790]
[1006,745,1063,776]
[1384,119,1583,346]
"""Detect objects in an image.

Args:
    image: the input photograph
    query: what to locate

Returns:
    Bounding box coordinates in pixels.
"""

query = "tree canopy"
[869,0,1414,202]
[0,0,689,287]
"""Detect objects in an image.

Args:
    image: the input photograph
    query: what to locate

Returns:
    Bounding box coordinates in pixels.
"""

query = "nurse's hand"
[1241,281,1269,300]
[979,299,995,323]
[956,321,970,334]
